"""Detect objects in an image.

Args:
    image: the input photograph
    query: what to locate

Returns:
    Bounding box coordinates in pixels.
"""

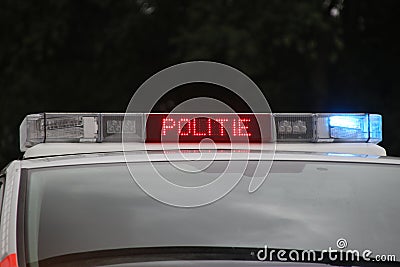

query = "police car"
[0,112,399,267]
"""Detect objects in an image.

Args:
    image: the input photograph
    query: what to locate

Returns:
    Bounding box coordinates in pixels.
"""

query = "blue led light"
[329,115,365,129]
[368,114,382,143]
[327,114,382,143]
[329,114,369,141]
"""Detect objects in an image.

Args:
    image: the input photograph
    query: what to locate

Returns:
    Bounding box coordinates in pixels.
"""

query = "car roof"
[22,143,387,159]
[19,143,400,170]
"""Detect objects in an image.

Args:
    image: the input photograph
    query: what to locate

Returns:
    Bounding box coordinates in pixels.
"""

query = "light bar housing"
[19,113,383,151]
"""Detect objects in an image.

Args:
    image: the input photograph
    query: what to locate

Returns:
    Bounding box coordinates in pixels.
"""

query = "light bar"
[19,113,383,151]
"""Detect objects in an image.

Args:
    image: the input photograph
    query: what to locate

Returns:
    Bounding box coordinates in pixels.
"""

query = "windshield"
[22,160,400,265]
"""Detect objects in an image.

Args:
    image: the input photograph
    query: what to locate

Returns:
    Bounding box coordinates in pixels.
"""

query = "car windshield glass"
[23,160,400,264]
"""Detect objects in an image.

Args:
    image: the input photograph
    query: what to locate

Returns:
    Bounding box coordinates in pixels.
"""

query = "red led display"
[146,114,273,143]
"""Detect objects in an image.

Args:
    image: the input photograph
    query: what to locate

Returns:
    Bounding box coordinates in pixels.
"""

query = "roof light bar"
[19,113,383,151]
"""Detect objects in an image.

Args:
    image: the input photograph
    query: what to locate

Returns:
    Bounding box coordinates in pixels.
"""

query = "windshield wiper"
[34,246,399,267]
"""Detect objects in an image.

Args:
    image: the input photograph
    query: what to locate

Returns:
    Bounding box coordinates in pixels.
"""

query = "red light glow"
[146,114,272,143]
[162,117,251,137]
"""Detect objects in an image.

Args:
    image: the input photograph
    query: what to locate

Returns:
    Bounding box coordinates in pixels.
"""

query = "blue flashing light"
[368,114,383,143]
[329,115,366,129]
[328,114,382,143]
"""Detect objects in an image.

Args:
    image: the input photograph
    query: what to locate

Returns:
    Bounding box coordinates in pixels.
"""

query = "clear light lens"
[20,113,100,151]
[20,113,146,151]
[101,114,144,142]
[20,114,45,151]
[274,114,314,142]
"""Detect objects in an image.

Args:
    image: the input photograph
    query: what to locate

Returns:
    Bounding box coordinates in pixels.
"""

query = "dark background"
[1,0,399,169]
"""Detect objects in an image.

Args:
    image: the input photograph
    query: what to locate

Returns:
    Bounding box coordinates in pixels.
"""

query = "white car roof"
[23,143,387,159]
[19,143,400,170]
